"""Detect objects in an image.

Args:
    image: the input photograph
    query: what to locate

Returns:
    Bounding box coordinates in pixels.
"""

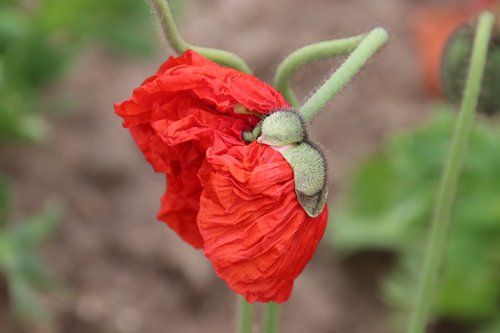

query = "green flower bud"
[281,142,328,218]
[243,108,328,217]
[260,109,306,145]
[442,25,500,115]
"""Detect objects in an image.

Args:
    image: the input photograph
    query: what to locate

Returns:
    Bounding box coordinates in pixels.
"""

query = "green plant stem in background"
[406,11,494,333]
[147,0,252,74]
[263,302,279,333]
[299,28,388,123]
[274,34,365,107]
[238,297,252,333]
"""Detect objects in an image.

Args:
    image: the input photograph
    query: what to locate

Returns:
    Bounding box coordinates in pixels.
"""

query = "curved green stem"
[147,0,252,74]
[263,302,279,333]
[406,11,494,333]
[238,297,253,333]
[299,28,388,122]
[274,34,365,106]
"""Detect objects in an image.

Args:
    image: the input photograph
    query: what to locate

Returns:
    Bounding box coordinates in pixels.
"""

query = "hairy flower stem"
[274,34,365,107]
[263,302,279,333]
[406,12,494,333]
[238,297,253,333]
[299,28,388,123]
[147,0,252,74]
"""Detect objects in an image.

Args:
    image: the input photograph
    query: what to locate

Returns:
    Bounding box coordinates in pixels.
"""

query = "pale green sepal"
[281,143,328,217]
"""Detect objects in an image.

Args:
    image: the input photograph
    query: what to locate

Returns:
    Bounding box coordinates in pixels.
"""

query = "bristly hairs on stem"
[406,11,495,333]
[258,28,387,333]
[274,34,365,107]
[298,28,388,123]
[147,0,252,74]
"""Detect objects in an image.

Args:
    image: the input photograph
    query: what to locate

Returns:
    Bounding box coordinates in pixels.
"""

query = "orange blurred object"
[411,6,472,97]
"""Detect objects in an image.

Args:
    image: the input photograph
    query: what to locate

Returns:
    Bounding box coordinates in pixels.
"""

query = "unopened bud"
[281,143,328,218]
[246,108,328,217]
[260,109,306,145]
[442,24,500,115]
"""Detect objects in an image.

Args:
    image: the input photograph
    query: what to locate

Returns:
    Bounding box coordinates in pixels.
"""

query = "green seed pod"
[441,24,500,115]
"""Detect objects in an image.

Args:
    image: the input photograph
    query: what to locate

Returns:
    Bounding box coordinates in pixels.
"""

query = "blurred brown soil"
[0,0,451,332]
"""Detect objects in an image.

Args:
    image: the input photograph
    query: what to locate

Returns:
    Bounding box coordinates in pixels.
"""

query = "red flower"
[114,50,328,303]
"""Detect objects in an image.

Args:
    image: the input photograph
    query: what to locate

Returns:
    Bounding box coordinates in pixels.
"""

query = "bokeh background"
[1,0,498,332]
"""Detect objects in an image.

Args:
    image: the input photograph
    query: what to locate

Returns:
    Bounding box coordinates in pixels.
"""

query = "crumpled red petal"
[114,51,289,248]
[197,142,328,303]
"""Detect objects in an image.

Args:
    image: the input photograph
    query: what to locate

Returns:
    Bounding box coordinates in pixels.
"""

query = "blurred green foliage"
[0,0,159,329]
[0,0,154,142]
[330,105,500,332]
[0,190,63,330]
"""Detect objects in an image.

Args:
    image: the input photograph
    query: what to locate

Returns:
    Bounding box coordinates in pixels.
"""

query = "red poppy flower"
[114,50,328,303]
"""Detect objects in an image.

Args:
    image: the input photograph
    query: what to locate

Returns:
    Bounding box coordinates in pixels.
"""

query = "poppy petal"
[197,142,328,303]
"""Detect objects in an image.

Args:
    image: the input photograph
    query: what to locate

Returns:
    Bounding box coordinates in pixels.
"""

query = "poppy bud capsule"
[281,143,328,218]
[260,109,307,145]
[255,108,328,217]
[442,24,500,115]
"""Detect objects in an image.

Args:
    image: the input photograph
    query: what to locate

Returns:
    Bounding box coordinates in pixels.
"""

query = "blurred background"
[0,0,499,332]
